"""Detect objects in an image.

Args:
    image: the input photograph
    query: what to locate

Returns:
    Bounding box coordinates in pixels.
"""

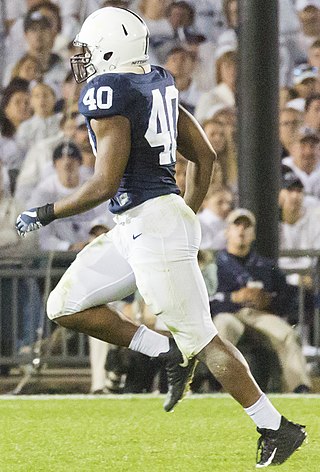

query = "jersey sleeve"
[78,74,135,120]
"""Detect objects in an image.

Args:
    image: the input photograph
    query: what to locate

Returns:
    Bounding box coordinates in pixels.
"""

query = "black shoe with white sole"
[256,416,307,468]
[159,338,198,412]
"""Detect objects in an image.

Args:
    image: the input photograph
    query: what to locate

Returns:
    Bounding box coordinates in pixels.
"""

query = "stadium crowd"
[1,0,320,394]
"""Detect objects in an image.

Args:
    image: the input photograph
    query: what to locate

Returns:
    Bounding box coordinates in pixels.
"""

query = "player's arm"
[16,115,131,235]
[54,116,130,218]
[177,105,217,213]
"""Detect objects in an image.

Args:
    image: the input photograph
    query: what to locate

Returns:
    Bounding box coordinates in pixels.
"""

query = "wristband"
[37,203,55,226]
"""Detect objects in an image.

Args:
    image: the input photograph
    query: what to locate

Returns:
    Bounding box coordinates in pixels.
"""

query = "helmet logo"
[104,52,113,61]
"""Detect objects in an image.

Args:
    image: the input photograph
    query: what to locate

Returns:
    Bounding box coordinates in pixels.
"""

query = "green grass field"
[0,394,318,472]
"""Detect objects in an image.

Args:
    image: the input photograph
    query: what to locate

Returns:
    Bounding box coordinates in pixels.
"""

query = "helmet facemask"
[70,42,97,83]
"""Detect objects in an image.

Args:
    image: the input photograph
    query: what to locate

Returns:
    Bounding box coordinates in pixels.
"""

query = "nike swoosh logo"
[132,233,142,240]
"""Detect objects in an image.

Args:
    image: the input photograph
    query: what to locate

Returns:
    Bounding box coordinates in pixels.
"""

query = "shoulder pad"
[78,74,132,119]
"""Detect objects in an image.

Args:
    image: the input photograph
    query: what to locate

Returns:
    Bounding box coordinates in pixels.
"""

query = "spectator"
[0,158,38,257]
[4,2,67,78]
[282,129,320,199]
[0,157,42,355]
[0,82,31,190]
[292,63,320,101]
[30,1,66,55]
[167,1,195,31]
[54,71,83,114]
[302,93,320,135]
[278,166,320,340]
[278,0,306,87]
[203,116,238,189]
[217,0,238,50]
[279,86,299,110]
[4,10,68,97]
[149,1,197,64]
[308,37,320,68]
[296,0,320,59]
[186,0,225,43]
[15,112,84,203]
[27,141,107,251]
[279,107,304,158]
[56,0,104,49]
[131,0,176,64]
[217,0,306,88]
[198,186,234,250]
[212,105,237,137]
[9,53,42,85]
[210,208,311,393]
[15,113,93,202]
[16,81,61,155]
[279,166,320,283]
[164,46,201,114]
[195,48,237,123]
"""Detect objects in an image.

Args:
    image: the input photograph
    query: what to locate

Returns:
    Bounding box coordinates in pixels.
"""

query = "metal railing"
[1,250,320,370]
[0,252,82,368]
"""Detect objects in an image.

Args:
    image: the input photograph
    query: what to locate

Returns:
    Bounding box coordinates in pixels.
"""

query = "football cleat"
[160,338,198,412]
[256,416,307,468]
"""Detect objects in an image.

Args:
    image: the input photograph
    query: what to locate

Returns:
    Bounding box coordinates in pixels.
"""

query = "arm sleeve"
[209,256,242,315]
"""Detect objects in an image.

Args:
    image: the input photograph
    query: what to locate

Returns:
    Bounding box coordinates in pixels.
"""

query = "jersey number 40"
[145,85,178,166]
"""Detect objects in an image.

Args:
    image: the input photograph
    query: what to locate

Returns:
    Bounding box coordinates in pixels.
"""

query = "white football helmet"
[70,7,150,82]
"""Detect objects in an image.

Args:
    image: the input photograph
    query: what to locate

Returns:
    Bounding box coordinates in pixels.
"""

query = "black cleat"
[160,338,198,412]
[256,416,307,468]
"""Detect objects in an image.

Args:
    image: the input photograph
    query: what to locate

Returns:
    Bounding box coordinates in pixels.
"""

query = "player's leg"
[47,233,141,345]
[47,232,168,352]
[122,194,306,465]
[195,318,307,467]
[47,232,192,409]
[197,335,262,405]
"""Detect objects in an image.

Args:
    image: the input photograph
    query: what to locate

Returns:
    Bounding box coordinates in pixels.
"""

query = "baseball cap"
[53,142,82,163]
[226,208,256,227]
[296,0,320,11]
[293,64,319,85]
[24,11,52,32]
[281,166,304,190]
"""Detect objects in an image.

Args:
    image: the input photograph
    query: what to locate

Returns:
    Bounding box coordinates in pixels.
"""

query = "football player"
[16,7,306,466]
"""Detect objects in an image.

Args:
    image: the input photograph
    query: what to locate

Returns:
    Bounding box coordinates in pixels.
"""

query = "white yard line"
[0,393,320,400]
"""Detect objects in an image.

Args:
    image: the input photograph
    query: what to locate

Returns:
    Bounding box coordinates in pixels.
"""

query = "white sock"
[89,336,108,392]
[244,394,282,430]
[129,325,170,357]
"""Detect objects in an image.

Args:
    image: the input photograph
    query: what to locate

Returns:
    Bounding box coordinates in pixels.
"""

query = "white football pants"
[47,194,217,358]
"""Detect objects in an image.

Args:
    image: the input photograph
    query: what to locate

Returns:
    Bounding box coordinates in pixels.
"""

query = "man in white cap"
[282,129,320,199]
[210,207,311,393]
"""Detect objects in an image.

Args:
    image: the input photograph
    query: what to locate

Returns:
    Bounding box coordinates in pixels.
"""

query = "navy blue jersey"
[78,66,180,214]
